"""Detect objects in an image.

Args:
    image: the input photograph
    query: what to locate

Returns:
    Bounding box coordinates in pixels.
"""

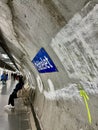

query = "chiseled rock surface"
[0,0,98,130]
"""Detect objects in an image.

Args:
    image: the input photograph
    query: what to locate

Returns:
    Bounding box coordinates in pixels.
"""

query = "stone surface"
[0,0,98,130]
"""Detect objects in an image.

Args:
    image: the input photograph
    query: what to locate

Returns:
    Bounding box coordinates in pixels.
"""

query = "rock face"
[0,0,98,130]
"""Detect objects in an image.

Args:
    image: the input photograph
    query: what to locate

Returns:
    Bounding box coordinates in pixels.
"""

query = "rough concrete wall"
[0,0,38,86]
[6,0,73,100]
[33,2,98,130]
[52,0,90,21]
[8,0,66,59]
[51,1,98,82]
[0,0,98,130]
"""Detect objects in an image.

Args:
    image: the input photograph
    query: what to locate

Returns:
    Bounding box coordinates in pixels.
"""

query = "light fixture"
[2,54,9,59]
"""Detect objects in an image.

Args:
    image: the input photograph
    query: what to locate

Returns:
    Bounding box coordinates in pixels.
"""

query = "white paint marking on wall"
[47,79,55,92]
[36,75,43,93]
[44,83,82,101]
[43,79,98,101]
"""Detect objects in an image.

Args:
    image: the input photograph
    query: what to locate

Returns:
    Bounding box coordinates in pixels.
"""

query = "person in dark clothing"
[4,75,24,110]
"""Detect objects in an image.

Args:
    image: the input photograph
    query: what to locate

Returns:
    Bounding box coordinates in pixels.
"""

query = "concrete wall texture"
[0,0,98,130]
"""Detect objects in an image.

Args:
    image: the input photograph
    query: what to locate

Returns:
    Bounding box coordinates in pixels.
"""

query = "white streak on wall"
[44,83,82,101]
[43,81,98,101]
[47,79,55,92]
[36,75,43,93]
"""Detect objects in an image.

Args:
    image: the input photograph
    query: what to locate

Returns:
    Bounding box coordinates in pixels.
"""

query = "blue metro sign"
[32,48,58,73]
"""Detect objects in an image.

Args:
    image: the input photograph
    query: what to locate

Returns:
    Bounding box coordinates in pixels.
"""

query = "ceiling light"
[2,54,9,59]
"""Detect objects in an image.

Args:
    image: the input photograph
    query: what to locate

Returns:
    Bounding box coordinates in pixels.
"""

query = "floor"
[0,79,35,130]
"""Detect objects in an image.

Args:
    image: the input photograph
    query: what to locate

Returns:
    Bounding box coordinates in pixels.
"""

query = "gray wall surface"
[0,0,98,130]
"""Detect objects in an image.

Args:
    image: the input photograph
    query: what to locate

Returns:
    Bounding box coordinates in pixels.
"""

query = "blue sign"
[32,48,58,73]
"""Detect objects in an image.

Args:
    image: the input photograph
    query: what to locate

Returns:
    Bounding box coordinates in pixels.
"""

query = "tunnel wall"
[0,0,98,130]
[32,2,98,130]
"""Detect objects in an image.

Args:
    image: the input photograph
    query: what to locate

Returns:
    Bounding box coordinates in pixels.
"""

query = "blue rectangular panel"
[32,48,58,73]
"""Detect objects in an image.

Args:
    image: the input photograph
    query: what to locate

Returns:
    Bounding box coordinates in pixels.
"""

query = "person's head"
[19,76,24,83]
[19,75,26,84]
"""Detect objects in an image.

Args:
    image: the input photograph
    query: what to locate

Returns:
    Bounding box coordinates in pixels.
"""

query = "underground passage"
[0,0,98,130]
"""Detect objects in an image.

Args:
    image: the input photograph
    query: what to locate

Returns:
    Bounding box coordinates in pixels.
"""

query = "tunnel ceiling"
[0,0,97,75]
[0,0,97,73]
[0,31,17,71]
[0,31,20,70]
[0,45,16,71]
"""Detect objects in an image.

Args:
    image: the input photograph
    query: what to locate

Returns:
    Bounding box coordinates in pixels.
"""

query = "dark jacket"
[13,76,24,93]
[13,82,24,93]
